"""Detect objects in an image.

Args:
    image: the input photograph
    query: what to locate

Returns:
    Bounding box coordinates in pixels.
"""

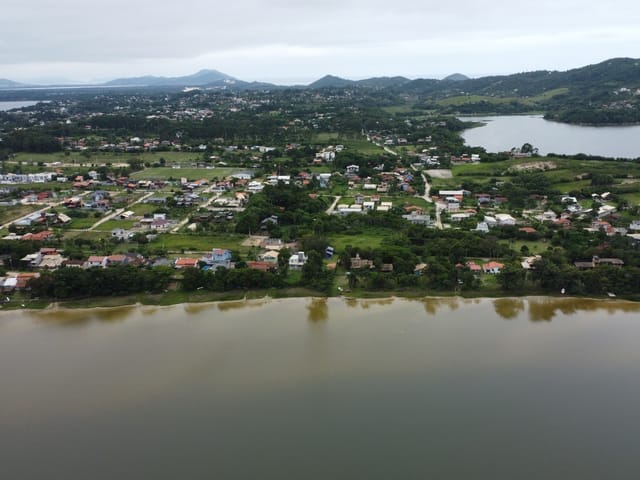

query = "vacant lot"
[130,167,239,181]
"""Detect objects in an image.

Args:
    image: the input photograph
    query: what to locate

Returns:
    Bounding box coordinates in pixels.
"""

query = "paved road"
[170,191,221,233]
[88,192,155,231]
[325,195,342,215]
[383,146,398,156]
[419,173,433,203]
[435,202,445,230]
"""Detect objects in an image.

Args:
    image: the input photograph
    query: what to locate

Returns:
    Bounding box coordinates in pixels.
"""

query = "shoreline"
[3,289,637,314]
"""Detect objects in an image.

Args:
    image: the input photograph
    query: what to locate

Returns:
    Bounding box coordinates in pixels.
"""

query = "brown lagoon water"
[1,297,640,479]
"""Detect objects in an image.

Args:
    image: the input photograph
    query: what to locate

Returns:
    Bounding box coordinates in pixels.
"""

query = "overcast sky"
[2,0,640,84]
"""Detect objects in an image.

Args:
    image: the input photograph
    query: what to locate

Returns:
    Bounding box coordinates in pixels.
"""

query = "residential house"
[289,252,307,270]
[258,250,280,264]
[112,229,134,241]
[402,211,431,225]
[495,214,516,226]
[475,222,490,233]
[629,220,640,231]
[414,263,428,275]
[174,257,199,269]
[201,248,233,270]
[574,256,624,269]
[350,254,374,270]
[482,261,505,274]
[38,254,66,270]
[21,231,55,242]
[521,256,542,270]
[15,272,40,290]
[246,261,272,272]
[445,197,460,212]
[85,256,108,269]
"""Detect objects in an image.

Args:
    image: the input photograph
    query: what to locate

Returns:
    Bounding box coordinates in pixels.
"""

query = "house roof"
[483,261,505,270]
[247,261,272,272]
[175,257,198,267]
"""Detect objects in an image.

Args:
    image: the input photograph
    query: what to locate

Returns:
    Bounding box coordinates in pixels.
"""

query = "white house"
[476,222,490,233]
[289,252,307,270]
[495,213,516,226]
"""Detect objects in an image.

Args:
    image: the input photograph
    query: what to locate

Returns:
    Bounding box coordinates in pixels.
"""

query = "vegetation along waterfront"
[2,58,640,308]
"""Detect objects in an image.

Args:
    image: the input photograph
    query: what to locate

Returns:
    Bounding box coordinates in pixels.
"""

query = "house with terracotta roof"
[21,231,55,242]
[466,261,483,273]
[482,261,505,274]
[16,272,40,290]
[86,256,108,269]
[246,261,273,272]
[174,257,199,269]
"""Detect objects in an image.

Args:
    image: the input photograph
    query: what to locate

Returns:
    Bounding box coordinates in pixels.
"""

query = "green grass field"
[311,133,386,156]
[65,215,102,230]
[130,167,238,181]
[437,88,568,107]
[328,230,392,251]
[148,233,247,253]
[0,204,42,225]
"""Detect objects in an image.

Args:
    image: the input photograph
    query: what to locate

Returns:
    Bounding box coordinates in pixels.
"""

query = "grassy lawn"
[95,219,139,231]
[382,104,417,114]
[619,192,640,206]
[499,239,551,255]
[149,233,247,253]
[0,204,43,225]
[130,203,160,216]
[551,180,591,193]
[130,167,239,181]
[438,95,521,107]
[311,133,385,156]
[12,151,203,167]
[67,215,103,230]
[327,230,392,251]
[437,89,567,108]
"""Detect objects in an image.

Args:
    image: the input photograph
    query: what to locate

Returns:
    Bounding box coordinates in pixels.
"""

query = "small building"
[495,214,516,226]
[259,250,280,263]
[482,261,505,274]
[85,255,108,269]
[289,252,307,270]
[350,254,374,270]
[174,257,199,269]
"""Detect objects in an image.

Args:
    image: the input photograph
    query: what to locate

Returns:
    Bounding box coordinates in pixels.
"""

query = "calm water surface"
[1,297,640,479]
[461,115,640,158]
[0,101,40,111]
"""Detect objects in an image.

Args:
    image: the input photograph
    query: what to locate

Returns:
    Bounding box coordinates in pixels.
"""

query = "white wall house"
[289,252,307,270]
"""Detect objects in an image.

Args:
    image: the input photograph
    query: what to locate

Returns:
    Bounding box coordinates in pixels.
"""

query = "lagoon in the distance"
[2,296,640,479]
[461,115,640,158]
[0,100,40,111]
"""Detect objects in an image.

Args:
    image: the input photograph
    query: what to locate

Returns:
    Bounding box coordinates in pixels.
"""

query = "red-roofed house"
[246,261,272,272]
[174,258,198,269]
[21,231,55,242]
[482,261,505,274]
[86,256,108,269]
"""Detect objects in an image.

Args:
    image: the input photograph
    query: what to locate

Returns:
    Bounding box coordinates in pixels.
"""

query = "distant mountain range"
[103,69,235,87]
[1,58,639,99]
[0,79,26,88]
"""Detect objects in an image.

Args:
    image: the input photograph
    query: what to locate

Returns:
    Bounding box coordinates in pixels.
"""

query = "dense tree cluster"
[28,265,173,299]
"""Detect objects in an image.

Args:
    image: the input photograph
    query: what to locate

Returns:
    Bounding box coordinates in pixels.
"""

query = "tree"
[278,247,291,275]
[497,263,526,291]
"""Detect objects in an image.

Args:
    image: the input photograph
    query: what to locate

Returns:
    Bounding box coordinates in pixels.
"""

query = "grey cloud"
[2,0,640,81]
